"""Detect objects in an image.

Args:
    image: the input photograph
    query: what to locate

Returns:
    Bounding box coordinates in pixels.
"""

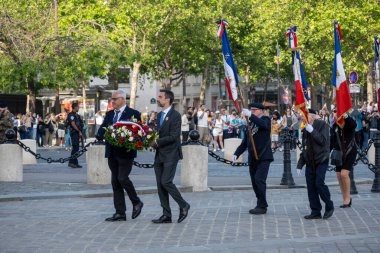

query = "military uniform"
[0,111,14,140]
[67,111,83,167]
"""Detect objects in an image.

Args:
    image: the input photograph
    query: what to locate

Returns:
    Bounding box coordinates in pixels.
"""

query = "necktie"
[159,112,166,128]
[113,110,120,124]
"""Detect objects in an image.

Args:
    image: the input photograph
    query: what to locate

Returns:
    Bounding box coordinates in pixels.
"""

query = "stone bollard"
[0,143,23,182]
[20,139,37,164]
[181,144,208,191]
[86,144,111,184]
[224,138,242,162]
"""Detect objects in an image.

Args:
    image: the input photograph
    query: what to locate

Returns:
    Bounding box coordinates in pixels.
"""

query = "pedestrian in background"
[197,104,209,145]
[212,111,224,152]
[181,108,189,142]
[67,103,83,168]
[0,101,14,140]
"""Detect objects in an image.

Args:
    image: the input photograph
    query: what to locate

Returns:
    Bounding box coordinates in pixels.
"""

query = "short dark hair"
[160,89,174,105]
[72,103,79,109]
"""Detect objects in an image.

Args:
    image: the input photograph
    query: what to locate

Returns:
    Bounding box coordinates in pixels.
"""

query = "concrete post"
[224,138,242,162]
[0,144,23,182]
[181,144,208,191]
[20,139,37,164]
[86,144,111,184]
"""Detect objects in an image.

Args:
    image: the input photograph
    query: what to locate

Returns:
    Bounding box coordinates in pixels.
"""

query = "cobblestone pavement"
[0,148,375,196]
[1,185,379,253]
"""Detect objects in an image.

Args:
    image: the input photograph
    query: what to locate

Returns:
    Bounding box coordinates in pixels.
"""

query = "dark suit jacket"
[234,115,273,165]
[154,107,183,163]
[96,106,141,158]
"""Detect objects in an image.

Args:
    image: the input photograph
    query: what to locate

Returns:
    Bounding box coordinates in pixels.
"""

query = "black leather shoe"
[178,203,190,223]
[323,209,334,219]
[304,213,322,219]
[105,213,126,222]
[132,202,144,219]
[249,207,267,215]
[152,215,172,224]
[68,163,82,168]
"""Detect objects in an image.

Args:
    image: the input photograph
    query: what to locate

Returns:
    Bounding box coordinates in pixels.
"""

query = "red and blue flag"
[217,19,240,111]
[332,21,352,128]
[286,26,298,50]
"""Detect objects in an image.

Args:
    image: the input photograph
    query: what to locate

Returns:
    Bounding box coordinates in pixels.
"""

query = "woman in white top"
[212,112,224,152]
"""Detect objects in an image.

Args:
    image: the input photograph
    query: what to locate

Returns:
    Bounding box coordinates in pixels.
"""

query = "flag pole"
[237,86,259,160]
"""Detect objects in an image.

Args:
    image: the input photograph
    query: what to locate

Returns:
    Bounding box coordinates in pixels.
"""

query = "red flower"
[132,126,139,133]
[136,141,143,148]
[142,125,150,131]
[118,137,123,143]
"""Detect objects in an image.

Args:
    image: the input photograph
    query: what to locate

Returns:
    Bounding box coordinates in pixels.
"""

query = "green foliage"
[1,0,379,101]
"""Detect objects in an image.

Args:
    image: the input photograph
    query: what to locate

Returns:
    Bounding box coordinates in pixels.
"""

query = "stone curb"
[0,179,373,202]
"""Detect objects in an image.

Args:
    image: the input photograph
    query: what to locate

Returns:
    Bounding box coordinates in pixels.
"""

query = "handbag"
[330,128,343,166]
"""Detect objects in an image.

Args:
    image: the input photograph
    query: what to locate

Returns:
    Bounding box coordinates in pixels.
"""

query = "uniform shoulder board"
[70,116,75,120]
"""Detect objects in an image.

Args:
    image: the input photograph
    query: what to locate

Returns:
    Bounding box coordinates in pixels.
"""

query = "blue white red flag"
[217,19,240,111]
[286,26,298,50]
[292,50,309,121]
[332,21,352,128]
[375,36,380,103]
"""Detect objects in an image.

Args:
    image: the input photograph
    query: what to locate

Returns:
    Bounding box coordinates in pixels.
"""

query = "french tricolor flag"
[292,50,309,121]
[332,21,352,128]
[375,36,380,103]
[286,26,298,50]
[217,19,240,112]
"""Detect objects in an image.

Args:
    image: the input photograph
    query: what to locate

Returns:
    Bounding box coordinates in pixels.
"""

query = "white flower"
[129,137,134,141]
[122,126,126,130]
[121,132,125,137]
[109,126,114,130]
[147,135,152,139]
[111,133,116,138]
[127,130,132,136]
[138,130,143,136]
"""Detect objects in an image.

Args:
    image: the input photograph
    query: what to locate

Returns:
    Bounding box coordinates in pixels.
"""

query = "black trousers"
[249,160,271,208]
[108,156,140,214]
[305,162,334,215]
[69,132,79,165]
[154,160,187,217]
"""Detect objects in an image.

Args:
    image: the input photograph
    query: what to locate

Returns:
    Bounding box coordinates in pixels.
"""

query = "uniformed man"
[67,103,83,168]
[0,101,14,140]
[233,102,274,215]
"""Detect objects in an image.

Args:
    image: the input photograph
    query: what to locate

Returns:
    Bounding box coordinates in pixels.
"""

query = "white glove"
[232,155,237,162]
[343,114,348,119]
[297,169,302,176]
[305,124,314,133]
[242,108,252,117]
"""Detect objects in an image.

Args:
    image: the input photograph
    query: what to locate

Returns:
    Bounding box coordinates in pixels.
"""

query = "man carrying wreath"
[96,89,144,222]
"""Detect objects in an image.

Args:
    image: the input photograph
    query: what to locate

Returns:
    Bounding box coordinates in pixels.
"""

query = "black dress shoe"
[152,215,172,224]
[340,198,352,208]
[178,203,190,223]
[132,201,144,219]
[249,207,267,215]
[105,213,126,222]
[68,163,82,168]
[323,209,334,219]
[304,213,322,219]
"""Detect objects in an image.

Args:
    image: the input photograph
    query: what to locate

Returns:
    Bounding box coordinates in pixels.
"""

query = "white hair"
[113,89,127,100]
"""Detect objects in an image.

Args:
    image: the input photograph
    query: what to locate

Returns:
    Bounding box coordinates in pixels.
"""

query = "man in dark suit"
[150,89,190,224]
[233,103,274,215]
[96,89,144,222]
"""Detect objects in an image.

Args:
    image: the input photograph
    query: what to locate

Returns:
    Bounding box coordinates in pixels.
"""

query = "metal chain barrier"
[353,139,380,174]
[13,139,100,163]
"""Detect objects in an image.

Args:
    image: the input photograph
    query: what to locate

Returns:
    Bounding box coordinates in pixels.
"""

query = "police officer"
[67,103,83,168]
[233,102,273,215]
[0,101,14,140]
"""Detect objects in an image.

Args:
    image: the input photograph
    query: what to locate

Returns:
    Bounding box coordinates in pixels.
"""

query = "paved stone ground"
[0,148,375,196]
[1,185,380,253]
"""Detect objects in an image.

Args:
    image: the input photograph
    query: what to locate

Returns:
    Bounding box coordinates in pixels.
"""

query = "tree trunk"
[263,75,270,102]
[182,70,187,114]
[82,80,87,117]
[27,78,36,113]
[199,64,210,105]
[54,87,60,114]
[367,61,374,103]
[129,61,141,109]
